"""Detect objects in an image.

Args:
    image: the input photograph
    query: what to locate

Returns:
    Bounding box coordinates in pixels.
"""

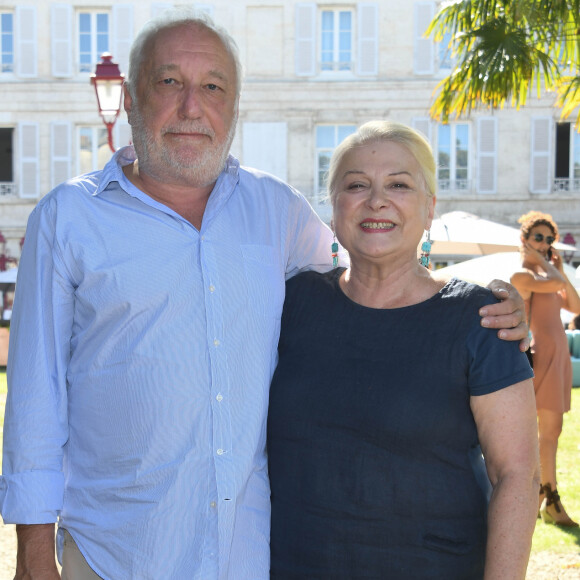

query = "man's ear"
[123,84,133,123]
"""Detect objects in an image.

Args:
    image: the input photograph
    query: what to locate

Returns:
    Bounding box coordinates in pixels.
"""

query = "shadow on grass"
[554,524,580,547]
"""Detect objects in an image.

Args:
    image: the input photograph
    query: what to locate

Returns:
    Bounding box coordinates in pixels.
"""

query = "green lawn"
[531,391,580,553]
[0,372,579,555]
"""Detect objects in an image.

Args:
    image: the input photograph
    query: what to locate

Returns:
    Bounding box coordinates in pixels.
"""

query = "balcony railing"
[437,179,471,192]
[0,183,17,197]
[553,178,580,192]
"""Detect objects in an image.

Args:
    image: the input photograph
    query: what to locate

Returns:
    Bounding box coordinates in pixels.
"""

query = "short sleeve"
[466,322,534,396]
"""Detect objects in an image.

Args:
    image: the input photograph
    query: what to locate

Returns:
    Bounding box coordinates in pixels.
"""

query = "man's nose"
[179,87,203,118]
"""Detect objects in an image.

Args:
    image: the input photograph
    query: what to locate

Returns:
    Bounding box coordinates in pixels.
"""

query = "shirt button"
[209,285,215,293]
[214,339,220,347]
[216,394,223,402]
[217,448,224,455]
[210,501,217,508]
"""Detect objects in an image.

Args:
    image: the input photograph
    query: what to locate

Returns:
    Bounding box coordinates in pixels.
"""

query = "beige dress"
[527,291,572,413]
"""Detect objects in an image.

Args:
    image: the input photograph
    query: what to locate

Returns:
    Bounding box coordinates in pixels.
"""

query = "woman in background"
[511,211,580,527]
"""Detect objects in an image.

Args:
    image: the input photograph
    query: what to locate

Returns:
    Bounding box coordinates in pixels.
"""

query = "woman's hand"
[521,242,545,266]
[549,247,564,272]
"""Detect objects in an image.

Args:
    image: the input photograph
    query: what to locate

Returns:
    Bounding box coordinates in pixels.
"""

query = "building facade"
[0,0,578,263]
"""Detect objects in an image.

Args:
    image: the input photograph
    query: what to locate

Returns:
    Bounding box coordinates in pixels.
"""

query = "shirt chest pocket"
[240,245,285,319]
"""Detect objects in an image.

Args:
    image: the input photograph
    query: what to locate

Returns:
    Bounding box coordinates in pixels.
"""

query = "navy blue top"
[268,268,533,579]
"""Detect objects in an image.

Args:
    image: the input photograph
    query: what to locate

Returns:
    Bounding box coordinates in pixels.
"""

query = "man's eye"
[161,78,176,85]
[206,83,220,91]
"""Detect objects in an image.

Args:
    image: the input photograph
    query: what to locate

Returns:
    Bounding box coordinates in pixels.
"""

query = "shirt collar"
[92,145,241,227]
[93,145,240,198]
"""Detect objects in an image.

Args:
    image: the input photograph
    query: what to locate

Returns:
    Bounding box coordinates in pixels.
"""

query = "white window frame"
[435,123,471,192]
[319,7,354,74]
[78,10,110,74]
[1,12,14,74]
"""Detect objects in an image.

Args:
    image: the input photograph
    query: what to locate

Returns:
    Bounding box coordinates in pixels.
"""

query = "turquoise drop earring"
[420,230,432,268]
[331,235,339,268]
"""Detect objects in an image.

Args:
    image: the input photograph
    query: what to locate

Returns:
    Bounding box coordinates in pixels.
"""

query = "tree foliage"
[427,0,580,128]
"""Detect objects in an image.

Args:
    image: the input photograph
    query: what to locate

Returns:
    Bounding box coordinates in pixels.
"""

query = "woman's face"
[332,140,435,267]
[527,224,555,259]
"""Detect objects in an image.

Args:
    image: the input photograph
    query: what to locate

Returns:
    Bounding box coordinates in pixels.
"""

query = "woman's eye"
[347,183,365,191]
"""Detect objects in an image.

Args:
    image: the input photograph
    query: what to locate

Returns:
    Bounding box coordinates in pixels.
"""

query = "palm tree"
[427,0,580,128]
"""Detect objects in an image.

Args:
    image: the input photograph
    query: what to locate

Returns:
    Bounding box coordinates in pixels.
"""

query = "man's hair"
[326,120,436,205]
[125,7,243,98]
[517,210,559,241]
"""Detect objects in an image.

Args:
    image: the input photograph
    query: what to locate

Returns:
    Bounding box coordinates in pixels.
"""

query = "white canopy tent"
[427,211,577,258]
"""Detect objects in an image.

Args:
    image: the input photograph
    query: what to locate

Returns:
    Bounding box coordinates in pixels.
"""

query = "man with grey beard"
[0,8,529,580]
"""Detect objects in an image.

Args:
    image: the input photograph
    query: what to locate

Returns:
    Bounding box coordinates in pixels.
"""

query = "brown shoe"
[539,483,579,527]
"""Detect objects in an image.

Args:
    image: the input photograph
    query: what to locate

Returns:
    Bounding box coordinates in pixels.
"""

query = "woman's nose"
[366,187,389,209]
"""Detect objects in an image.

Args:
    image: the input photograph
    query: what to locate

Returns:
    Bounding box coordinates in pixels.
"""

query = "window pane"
[339,8,352,68]
[455,124,468,150]
[339,11,351,31]
[79,13,91,33]
[97,128,110,169]
[2,35,12,53]
[437,125,450,181]
[97,128,108,149]
[439,32,452,69]
[96,14,108,33]
[316,126,335,148]
[455,124,469,179]
[97,34,109,55]
[337,125,356,143]
[318,152,331,191]
[79,35,91,53]
[573,132,580,179]
[321,11,334,70]
[1,13,13,73]
[1,13,13,33]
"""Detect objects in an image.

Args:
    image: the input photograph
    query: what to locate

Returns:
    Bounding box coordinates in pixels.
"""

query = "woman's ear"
[425,196,436,230]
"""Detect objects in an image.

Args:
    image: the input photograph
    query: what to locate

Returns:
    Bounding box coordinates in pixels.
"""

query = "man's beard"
[129,102,237,188]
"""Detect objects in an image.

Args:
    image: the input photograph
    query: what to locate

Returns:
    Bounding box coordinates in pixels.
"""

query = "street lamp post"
[90,53,125,153]
[562,233,576,264]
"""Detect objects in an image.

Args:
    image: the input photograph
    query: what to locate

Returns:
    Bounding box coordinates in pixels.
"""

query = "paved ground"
[1,520,579,579]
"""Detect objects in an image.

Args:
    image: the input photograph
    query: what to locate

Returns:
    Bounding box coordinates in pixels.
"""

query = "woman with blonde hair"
[511,211,580,526]
[268,121,539,579]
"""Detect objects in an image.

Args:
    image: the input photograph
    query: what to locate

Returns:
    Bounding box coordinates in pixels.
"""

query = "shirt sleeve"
[466,293,534,397]
[283,189,346,280]
[0,195,74,524]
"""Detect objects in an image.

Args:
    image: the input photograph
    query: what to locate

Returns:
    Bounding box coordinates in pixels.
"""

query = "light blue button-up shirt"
[0,147,334,579]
